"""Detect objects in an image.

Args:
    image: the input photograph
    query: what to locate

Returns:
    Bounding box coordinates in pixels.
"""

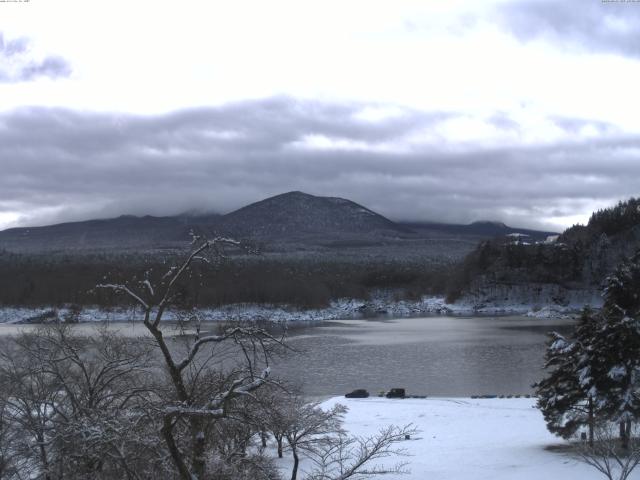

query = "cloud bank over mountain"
[1,1,639,230]
[0,97,636,231]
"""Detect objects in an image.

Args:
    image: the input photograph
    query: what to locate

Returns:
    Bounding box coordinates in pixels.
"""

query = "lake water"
[0,315,575,397]
[274,315,575,397]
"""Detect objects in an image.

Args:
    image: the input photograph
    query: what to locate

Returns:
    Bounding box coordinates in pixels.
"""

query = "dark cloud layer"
[0,33,71,83]
[496,0,640,57]
[0,97,638,231]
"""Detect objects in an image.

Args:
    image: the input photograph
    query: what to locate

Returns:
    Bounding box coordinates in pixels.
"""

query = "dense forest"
[2,197,639,311]
[0,249,449,309]
[446,197,640,302]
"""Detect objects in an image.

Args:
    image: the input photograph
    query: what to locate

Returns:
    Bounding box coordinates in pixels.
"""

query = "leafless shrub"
[573,423,640,480]
[304,424,417,480]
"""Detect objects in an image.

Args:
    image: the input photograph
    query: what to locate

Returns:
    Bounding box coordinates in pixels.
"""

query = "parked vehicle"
[345,389,370,398]
[385,388,406,398]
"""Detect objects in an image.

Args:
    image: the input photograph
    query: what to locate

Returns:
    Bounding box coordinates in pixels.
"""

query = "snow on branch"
[165,406,224,417]
[164,367,271,420]
[142,279,155,296]
[175,326,283,372]
[174,330,242,372]
[151,236,242,327]
[96,283,149,310]
[207,366,271,410]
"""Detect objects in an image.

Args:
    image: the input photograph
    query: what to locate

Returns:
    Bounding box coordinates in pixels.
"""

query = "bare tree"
[0,387,20,479]
[0,331,62,479]
[574,423,640,480]
[254,382,301,459]
[304,424,416,480]
[257,387,416,480]
[0,323,163,480]
[97,236,285,480]
[281,399,346,480]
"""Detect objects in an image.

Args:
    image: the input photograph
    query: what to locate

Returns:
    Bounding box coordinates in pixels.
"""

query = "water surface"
[0,315,574,397]
[275,315,574,397]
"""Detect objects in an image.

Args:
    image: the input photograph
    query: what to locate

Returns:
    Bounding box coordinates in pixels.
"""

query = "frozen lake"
[275,315,575,397]
[0,314,575,397]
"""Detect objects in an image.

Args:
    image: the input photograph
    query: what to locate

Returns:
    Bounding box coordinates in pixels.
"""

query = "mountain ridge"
[0,191,557,253]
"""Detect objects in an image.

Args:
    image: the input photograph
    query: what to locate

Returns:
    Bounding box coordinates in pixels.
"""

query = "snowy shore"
[0,294,583,324]
[278,396,604,480]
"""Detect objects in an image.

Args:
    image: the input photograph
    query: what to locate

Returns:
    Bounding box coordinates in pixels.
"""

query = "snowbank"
[281,396,605,480]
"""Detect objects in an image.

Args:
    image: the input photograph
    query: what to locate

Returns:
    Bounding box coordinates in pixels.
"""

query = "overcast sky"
[1,0,639,231]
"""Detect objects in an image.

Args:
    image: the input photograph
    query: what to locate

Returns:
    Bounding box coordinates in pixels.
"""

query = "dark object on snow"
[385,388,406,399]
[345,389,370,398]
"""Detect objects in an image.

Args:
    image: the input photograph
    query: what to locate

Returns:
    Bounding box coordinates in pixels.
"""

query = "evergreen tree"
[601,250,640,319]
[536,308,600,444]
[587,250,640,447]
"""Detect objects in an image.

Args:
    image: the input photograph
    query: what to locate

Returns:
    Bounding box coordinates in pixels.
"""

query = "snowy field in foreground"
[281,397,614,480]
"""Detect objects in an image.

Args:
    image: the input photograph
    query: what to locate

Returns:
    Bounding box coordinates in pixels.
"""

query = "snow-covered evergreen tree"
[601,250,640,319]
[538,249,640,448]
[536,308,600,443]
[588,251,640,446]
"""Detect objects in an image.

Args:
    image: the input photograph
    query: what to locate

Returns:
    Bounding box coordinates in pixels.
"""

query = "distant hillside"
[0,191,553,256]
[400,220,556,242]
[0,191,564,309]
[448,197,640,308]
[0,214,219,253]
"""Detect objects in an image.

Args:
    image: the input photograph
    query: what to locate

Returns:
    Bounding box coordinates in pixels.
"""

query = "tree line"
[0,249,448,309]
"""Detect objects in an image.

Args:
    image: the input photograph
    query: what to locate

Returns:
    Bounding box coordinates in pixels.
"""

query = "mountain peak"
[217,191,403,239]
[470,220,508,229]
[262,191,318,204]
[279,190,313,198]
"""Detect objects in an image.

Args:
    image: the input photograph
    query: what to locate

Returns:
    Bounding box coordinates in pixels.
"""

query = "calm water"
[0,315,575,397]
[274,315,575,397]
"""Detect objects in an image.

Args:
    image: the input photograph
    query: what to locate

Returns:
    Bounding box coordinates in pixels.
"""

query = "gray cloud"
[0,96,638,231]
[495,0,640,58]
[0,32,71,83]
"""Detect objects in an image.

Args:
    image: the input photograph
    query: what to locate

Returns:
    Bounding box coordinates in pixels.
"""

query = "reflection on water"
[0,315,575,397]
[275,316,575,397]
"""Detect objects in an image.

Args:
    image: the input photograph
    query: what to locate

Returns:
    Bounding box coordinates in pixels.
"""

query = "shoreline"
[0,294,586,325]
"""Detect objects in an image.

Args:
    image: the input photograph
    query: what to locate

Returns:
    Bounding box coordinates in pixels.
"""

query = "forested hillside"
[0,191,554,309]
[448,198,640,307]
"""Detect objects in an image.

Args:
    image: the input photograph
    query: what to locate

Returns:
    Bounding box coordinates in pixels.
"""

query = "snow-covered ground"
[278,396,610,480]
[0,294,581,325]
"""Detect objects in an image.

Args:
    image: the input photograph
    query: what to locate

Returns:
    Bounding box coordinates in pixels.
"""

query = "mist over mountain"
[0,191,554,256]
